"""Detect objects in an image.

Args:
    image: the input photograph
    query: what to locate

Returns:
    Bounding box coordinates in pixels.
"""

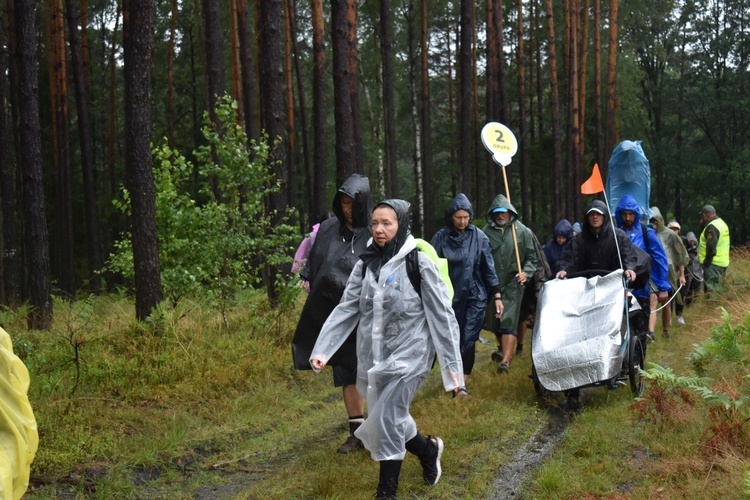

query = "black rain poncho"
[311,199,463,461]
[430,193,499,356]
[291,174,371,370]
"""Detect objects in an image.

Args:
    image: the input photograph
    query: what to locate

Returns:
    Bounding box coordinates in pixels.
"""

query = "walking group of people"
[290,173,730,498]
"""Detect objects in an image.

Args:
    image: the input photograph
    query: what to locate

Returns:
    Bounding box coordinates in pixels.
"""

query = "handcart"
[530,269,646,401]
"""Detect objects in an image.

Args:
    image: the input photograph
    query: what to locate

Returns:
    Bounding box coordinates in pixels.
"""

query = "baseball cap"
[700,204,716,214]
[586,206,605,215]
[491,207,509,213]
[667,220,680,230]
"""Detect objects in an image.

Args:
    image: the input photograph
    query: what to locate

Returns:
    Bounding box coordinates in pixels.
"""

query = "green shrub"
[107,96,299,321]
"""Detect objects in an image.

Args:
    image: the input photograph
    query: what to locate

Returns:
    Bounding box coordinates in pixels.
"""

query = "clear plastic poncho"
[311,235,463,461]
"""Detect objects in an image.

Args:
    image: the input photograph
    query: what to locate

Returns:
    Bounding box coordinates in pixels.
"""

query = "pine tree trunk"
[605,0,619,171]
[347,0,363,174]
[237,0,258,143]
[16,0,53,329]
[331,0,356,186]
[458,0,474,197]
[46,0,76,298]
[544,0,564,219]
[486,0,499,202]
[283,0,296,207]
[0,17,20,305]
[287,0,312,223]
[311,0,328,219]
[594,0,602,167]
[65,0,102,293]
[258,0,289,307]
[516,0,529,222]
[123,0,163,321]
[405,0,423,235]
[380,0,399,197]
[420,0,435,237]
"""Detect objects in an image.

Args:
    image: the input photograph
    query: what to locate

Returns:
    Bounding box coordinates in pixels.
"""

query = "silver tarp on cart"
[532,270,626,392]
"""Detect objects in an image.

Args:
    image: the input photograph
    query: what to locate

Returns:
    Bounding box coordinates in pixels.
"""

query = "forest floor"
[18,256,750,499]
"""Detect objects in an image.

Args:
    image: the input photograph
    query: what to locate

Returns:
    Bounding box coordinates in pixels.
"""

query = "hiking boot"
[337,435,364,454]
[663,330,670,339]
[676,316,685,325]
[491,349,503,363]
[646,331,656,343]
[420,436,444,485]
[497,362,509,374]
[516,345,524,358]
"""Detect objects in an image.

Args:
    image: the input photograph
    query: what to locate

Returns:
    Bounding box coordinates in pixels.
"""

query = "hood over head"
[614,194,641,226]
[686,231,698,245]
[553,219,573,239]
[485,194,518,226]
[360,199,412,279]
[582,200,612,236]
[332,174,372,229]
[444,193,474,228]
[650,206,669,234]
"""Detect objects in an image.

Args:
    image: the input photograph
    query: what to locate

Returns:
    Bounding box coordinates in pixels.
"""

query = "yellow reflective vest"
[699,217,730,267]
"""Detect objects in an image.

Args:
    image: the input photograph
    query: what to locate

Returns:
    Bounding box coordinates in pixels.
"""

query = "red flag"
[581,164,605,194]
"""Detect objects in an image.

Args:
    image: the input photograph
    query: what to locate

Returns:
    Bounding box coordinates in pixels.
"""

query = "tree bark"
[46,0,76,298]
[605,0,619,173]
[380,0,399,197]
[283,0,296,207]
[331,0,356,186]
[420,0,435,237]
[237,0,259,143]
[15,0,53,329]
[0,16,19,305]
[516,0,528,221]
[458,0,474,199]
[311,0,328,219]
[65,0,102,293]
[123,0,163,320]
[594,0,602,166]
[258,0,288,306]
[203,0,226,124]
[347,0,363,174]
[287,0,312,223]
[544,0,564,219]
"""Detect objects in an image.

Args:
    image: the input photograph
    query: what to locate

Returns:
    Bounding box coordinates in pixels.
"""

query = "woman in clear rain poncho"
[310,199,464,499]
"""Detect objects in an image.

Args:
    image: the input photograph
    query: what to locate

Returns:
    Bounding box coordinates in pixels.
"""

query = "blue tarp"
[606,140,651,221]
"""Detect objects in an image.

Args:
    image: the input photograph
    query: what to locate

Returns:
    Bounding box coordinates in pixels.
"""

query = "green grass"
[11,251,750,497]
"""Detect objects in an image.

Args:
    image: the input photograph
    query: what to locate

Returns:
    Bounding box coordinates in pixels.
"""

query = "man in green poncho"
[483,194,538,374]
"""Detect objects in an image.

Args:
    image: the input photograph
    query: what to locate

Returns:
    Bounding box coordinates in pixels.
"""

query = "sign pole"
[481,122,522,274]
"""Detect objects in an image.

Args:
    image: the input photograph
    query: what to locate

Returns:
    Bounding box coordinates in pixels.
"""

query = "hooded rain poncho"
[650,206,689,299]
[311,199,463,461]
[292,174,371,370]
[430,193,500,355]
[482,195,538,332]
[614,194,671,299]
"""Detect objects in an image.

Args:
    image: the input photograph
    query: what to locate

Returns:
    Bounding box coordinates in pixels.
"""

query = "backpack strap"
[641,222,650,253]
[360,249,422,299]
[405,248,422,299]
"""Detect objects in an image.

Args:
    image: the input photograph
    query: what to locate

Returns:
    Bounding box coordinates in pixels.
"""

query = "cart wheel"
[628,336,645,396]
[531,363,545,396]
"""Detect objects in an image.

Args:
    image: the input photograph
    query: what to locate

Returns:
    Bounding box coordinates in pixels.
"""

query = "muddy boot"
[337,435,364,454]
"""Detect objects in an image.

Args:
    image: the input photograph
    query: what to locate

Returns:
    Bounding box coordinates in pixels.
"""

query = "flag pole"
[581,164,623,271]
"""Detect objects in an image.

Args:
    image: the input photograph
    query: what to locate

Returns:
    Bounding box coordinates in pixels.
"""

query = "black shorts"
[333,364,357,387]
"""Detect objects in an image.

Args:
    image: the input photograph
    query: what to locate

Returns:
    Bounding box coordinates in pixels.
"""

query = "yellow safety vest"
[699,217,730,267]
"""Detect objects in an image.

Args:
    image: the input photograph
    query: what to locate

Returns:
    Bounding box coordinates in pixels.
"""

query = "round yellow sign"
[481,122,518,165]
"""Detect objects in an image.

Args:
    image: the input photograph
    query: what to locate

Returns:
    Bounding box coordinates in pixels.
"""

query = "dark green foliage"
[107,96,298,318]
